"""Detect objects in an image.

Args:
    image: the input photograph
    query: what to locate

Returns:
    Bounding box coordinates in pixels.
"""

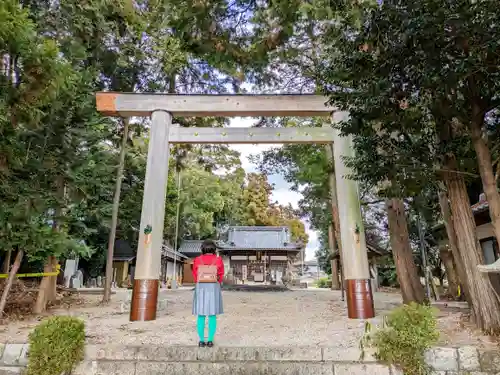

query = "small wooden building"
[112,240,187,287]
[330,242,387,291]
[178,240,205,284]
[112,239,136,288]
[160,243,188,284]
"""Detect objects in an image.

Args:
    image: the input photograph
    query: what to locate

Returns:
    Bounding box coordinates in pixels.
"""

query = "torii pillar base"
[345,279,375,319]
[130,279,159,321]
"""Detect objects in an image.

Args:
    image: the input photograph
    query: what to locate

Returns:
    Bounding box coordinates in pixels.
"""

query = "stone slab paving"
[0,343,498,375]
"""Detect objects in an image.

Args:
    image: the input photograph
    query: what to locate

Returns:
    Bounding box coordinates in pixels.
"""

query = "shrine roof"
[113,239,136,262]
[331,241,387,259]
[178,240,204,256]
[216,226,303,251]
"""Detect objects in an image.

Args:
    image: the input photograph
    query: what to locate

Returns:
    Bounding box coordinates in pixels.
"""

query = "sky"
[228,117,319,260]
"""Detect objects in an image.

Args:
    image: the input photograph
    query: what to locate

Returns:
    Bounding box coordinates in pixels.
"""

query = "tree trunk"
[103,117,130,303]
[385,198,426,304]
[36,175,65,309]
[331,259,340,290]
[33,257,57,314]
[328,224,340,290]
[0,250,23,317]
[469,109,500,249]
[439,246,459,299]
[48,256,58,302]
[438,190,472,304]
[443,154,500,333]
[325,144,344,292]
[2,249,12,274]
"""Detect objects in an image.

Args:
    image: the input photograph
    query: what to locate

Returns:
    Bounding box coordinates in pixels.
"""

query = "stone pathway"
[0,289,496,349]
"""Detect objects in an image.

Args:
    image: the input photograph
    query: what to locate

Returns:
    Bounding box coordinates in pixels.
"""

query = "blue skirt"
[192,282,224,316]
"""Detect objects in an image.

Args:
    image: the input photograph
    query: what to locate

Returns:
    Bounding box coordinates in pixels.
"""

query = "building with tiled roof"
[178,240,205,258]
[216,226,303,252]
[179,226,304,284]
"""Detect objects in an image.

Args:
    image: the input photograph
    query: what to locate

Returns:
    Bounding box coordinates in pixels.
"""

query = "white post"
[130,110,172,321]
[332,111,374,319]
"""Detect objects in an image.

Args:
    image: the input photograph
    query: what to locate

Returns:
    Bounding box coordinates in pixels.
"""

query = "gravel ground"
[0,288,496,348]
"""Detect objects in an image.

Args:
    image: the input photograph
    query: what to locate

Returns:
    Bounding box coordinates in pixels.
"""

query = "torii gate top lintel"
[95,92,335,118]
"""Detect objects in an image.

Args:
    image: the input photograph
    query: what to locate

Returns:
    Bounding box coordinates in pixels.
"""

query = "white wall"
[165,261,182,278]
[307,265,319,274]
[222,256,230,276]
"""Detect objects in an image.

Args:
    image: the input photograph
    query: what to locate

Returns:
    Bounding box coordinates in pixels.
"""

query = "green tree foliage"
[255,124,387,272]
[0,1,92,263]
[0,0,319,315]
[316,0,500,330]
[239,173,308,243]
[0,0,239,262]
[178,164,235,239]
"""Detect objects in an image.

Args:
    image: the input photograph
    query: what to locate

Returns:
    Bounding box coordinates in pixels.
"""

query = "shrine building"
[179,226,304,284]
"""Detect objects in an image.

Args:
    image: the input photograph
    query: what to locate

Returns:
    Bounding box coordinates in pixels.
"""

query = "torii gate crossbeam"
[96,92,375,322]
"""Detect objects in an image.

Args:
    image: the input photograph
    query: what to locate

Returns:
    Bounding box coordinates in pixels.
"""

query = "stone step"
[76,360,386,375]
[1,344,499,375]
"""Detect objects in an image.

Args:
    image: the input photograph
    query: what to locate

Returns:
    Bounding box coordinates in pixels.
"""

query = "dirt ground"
[0,288,496,349]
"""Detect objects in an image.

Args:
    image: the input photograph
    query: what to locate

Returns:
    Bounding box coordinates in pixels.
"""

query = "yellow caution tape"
[0,272,60,279]
[0,265,61,279]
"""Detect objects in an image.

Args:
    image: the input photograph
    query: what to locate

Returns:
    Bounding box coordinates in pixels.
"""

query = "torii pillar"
[130,110,172,321]
[332,111,375,319]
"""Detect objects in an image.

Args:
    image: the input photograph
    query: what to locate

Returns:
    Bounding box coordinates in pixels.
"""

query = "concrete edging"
[0,344,498,375]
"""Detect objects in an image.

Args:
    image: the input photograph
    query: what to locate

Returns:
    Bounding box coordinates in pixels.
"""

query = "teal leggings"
[197,315,217,342]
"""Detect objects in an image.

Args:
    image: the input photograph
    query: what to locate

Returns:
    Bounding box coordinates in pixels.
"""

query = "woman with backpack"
[192,239,224,347]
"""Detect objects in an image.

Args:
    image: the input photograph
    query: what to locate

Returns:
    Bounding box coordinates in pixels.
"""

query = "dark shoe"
[198,341,206,347]
[206,341,214,347]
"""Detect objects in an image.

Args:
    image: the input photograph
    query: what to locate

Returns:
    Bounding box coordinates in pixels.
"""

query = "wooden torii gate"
[96,92,375,322]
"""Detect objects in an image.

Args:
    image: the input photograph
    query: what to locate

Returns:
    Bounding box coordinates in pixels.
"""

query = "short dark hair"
[201,239,217,254]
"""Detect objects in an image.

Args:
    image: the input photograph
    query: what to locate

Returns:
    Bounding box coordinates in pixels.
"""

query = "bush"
[26,316,85,375]
[361,302,439,375]
[314,277,332,288]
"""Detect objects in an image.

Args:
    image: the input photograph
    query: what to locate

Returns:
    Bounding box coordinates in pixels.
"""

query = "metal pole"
[264,251,267,285]
[301,249,304,275]
[340,262,345,302]
[172,169,182,289]
[417,213,432,301]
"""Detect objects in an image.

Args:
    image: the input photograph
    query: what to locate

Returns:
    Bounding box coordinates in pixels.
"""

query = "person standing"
[192,239,224,347]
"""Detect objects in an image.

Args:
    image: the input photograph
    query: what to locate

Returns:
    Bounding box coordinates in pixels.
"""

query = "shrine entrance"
[95,93,374,322]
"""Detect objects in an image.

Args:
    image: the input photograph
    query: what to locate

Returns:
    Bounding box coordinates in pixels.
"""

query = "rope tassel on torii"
[95,92,375,322]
